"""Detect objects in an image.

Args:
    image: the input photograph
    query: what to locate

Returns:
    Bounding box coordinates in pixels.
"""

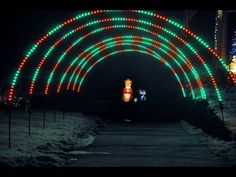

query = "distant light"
[229,57,236,74]
[217,10,223,18]
[124,119,132,122]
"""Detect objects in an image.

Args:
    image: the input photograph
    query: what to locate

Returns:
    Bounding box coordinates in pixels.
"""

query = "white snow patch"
[0,110,103,166]
[205,87,236,139]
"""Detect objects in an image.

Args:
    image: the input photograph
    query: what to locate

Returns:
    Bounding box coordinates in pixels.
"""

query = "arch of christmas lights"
[8,10,232,102]
[37,21,206,98]
[53,31,205,99]
[60,37,197,99]
[69,41,192,98]
[77,48,187,97]
[37,21,210,100]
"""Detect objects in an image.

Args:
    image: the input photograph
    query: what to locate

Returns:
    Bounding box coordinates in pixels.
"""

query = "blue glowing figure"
[139,89,146,102]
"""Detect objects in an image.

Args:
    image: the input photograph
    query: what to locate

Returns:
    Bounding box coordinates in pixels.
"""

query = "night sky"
[0,10,235,102]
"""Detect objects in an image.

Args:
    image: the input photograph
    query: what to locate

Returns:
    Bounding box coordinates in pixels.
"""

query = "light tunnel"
[61,34,203,96]
[37,22,211,99]
[55,30,205,99]
[39,22,204,97]
[63,38,196,98]
[8,10,233,102]
[71,42,190,98]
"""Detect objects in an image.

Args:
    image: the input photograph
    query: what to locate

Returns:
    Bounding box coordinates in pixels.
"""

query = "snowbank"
[181,120,236,165]
[0,110,103,166]
[205,87,236,139]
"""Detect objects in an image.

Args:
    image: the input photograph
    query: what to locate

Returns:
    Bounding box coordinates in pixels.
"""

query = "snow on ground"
[206,87,236,139]
[181,120,236,165]
[0,110,103,166]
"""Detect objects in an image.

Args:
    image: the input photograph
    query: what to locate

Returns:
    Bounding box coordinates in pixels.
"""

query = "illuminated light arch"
[33,20,222,101]
[54,33,203,98]
[8,10,231,102]
[46,23,207,99]
[66,37,194,89]
[64,39,197,99]
[21,21,217,98]
[70,41,189,95]
[78,48,187,97]
[33,19,207,98]
[65,36,201,96]
[78,49,184,95]
[73,41,193,99]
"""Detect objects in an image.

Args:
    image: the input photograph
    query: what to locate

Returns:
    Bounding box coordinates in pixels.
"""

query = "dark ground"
[67,121,230,166]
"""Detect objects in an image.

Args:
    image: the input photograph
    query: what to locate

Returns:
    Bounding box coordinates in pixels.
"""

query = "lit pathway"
[68,121,229,166]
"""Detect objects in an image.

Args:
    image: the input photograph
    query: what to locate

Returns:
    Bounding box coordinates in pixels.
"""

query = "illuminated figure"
[228,56,236,84]
[139,89,146,102]
[122,79,133,102]
[229,57,236,74]
[228,31,236,84]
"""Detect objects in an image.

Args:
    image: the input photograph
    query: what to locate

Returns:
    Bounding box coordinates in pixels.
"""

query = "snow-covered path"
[68,121,232,166]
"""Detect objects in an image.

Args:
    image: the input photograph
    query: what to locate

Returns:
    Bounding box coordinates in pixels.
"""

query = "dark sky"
[0,10,235,101]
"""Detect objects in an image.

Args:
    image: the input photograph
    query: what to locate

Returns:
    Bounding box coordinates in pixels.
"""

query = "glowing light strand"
[78,48,187,97]
[67,39,196,99]
[8,10,227,101]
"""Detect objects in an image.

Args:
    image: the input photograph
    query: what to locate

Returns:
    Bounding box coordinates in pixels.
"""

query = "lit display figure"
[122,79,133,102]
[139,89,146,102]
[229,30,236,84]
[229,57,236,74]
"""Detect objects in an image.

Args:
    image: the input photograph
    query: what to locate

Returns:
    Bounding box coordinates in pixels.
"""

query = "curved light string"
[65,39,196,99]
[76,48,187,97]
[44,23,207,99]
[71,41,188,94]
[76,41,193,99]
[8,10,229,102]
[39,20,221,100]
[33,18,205,97]
[61,36,201,98]
[30,22,220,100]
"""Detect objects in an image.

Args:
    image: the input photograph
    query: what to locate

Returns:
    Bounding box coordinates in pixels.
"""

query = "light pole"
[219,101,224,124]
[26,98,32,136]
[43,104,46,129]
[53,94,57,123]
